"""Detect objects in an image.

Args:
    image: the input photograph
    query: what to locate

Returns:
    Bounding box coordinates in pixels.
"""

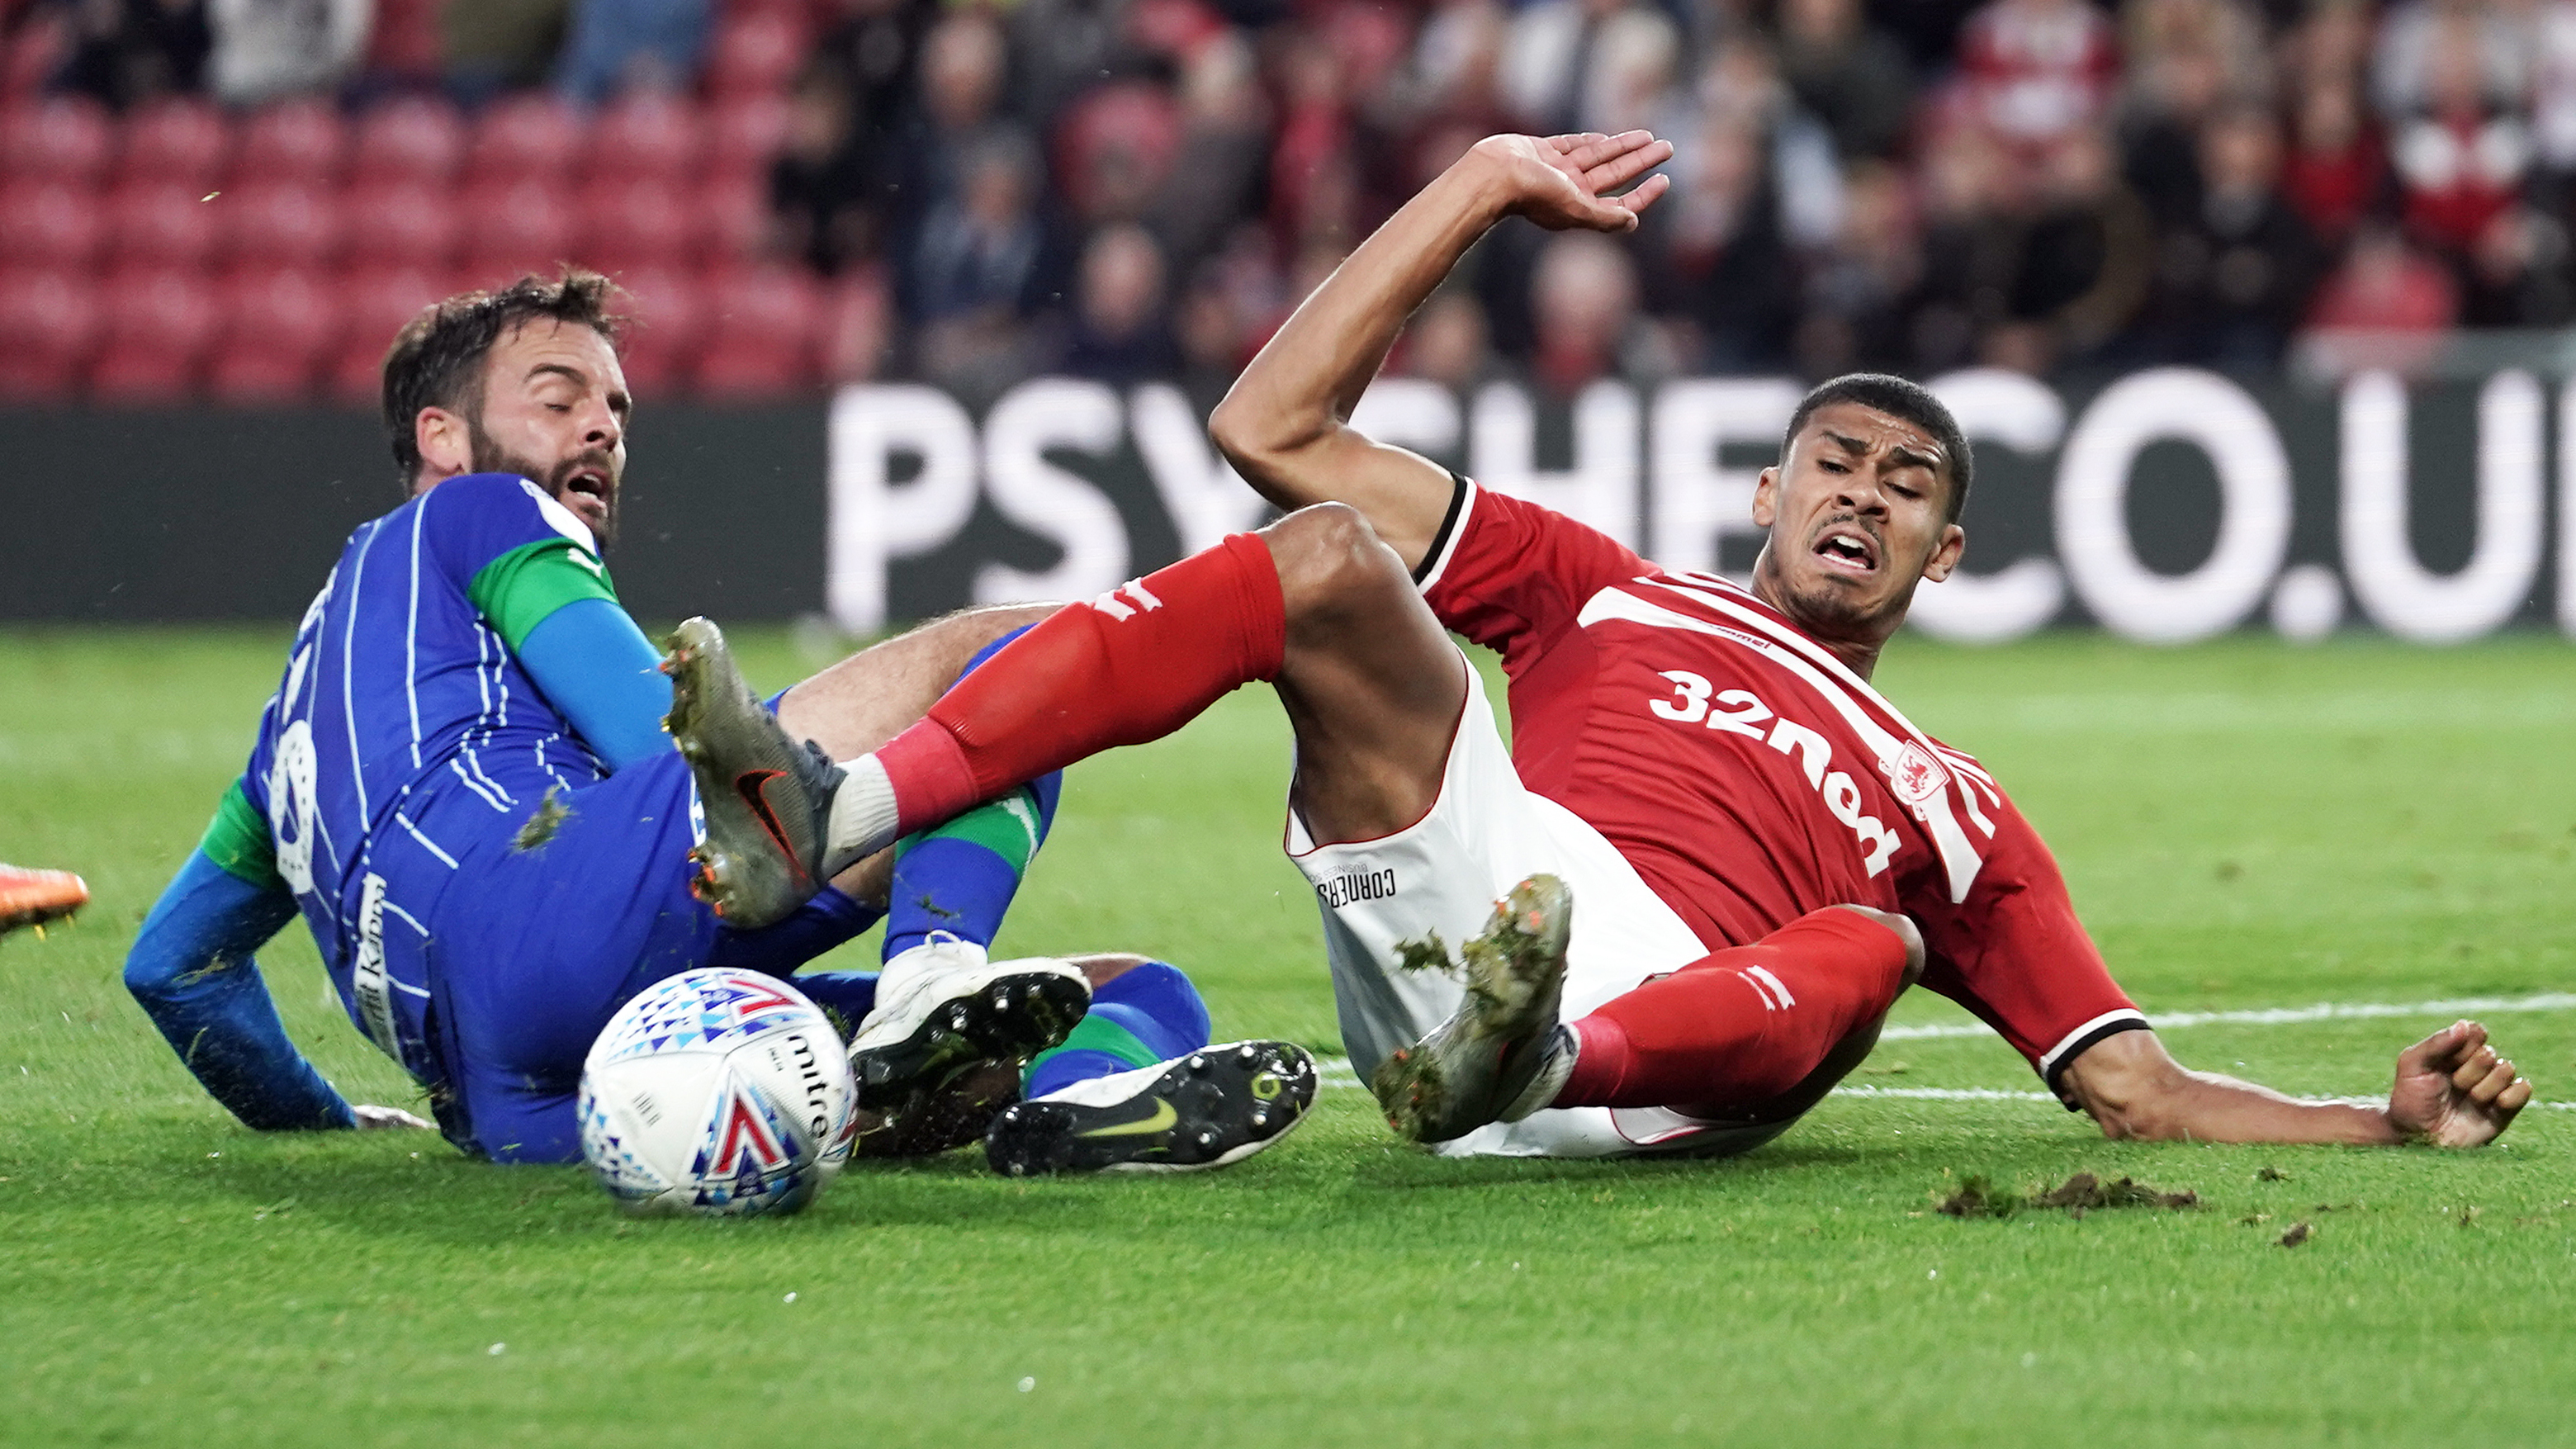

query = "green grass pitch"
[3,627,2571,1447]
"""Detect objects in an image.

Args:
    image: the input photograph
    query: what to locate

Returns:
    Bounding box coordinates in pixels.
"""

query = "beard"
[468,423,620,547]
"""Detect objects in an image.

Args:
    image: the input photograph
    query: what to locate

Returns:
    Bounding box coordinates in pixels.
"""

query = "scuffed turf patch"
[1938,1171,2200,1219]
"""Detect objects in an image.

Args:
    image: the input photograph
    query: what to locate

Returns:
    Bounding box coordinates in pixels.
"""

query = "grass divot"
[1938,1172,2199,1219]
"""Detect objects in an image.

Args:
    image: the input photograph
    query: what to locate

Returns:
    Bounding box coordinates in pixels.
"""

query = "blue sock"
[1024,961,1213,1099]
[883,625,1058,961]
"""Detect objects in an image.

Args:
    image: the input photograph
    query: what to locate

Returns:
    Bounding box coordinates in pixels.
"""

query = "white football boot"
[845,933,1091,1119]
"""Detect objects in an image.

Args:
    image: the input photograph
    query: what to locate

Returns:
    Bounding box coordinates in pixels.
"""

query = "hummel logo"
[1087,580,1164,621]
[1077,1097,1177,1139]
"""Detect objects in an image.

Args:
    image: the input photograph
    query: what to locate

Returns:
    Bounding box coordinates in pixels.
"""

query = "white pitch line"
[1880,992,2576,1042]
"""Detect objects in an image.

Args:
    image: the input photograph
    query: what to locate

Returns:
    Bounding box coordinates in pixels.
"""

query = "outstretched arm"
[2059,1021,2531,1147]
[1208,131,1672,571]
[126,788,433,1133]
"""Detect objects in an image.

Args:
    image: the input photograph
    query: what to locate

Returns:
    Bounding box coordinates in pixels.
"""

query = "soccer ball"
[578,968,859,1217]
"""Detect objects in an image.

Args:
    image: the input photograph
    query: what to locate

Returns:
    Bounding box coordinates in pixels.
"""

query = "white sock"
[822,753,901,876]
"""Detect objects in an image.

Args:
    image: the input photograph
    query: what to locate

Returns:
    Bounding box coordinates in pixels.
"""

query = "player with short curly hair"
[670,132,2531,1158]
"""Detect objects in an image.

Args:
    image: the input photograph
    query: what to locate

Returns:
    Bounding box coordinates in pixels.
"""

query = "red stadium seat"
[575,174,698,272]
[116,97,233,187]
[330,263,451,401]
[0,180,106,268]
[689,263,819,397]
[106,181,220,268]
[233,100,348,184]
[206,265,339,403]
[1,97,114,185]
[219,180,344,269]
[457,177,580,281]
[696,171,772,263]
[588,94,703,179]
[2,12,73,100]
[705,11,805,101]
[340,178,462,268]
[466,95,587,187]
[349,96,466,187]
[600,262,704,395]
[0,267,102,400]
[90,265,220,401]
[707,94,789,181]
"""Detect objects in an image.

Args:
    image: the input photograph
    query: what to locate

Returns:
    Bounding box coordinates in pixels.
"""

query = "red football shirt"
[1418,479,2144,1094]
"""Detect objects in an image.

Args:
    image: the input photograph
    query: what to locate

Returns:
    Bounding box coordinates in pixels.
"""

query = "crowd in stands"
[1,0,2569,404]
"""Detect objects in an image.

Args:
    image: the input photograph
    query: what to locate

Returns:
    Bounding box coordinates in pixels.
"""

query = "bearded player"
[118,272,1316,1175]
[664,129,2531,1158]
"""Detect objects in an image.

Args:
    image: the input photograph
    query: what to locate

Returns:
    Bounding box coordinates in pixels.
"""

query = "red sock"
[874,532,1286,833]
[1554,907,1911,1111]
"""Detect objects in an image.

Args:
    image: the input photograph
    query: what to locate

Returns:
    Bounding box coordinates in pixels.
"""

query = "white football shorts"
[1285,649,1797,1159]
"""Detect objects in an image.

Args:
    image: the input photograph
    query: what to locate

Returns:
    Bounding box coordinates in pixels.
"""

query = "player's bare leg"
[1262,504,1469,842]
[664,604,1054,927]
[0,864,88,939]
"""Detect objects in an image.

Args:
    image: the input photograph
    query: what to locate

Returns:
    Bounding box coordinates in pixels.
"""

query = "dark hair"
[381,269,627,488]
[1781,372,1973,523]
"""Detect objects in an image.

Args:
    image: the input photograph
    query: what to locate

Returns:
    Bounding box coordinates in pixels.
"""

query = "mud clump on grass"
[1939,1171,2198,1220]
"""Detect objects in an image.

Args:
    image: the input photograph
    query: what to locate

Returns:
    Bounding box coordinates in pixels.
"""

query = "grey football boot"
[1371,874,1577,1144]
[661,616,842,930]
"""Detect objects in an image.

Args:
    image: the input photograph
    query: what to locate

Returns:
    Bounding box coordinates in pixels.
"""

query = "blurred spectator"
[2522,0,2576,204]
[772,64,877,272]
[2389,17,2531,258]
[553,0,708,105]
[1062,222,1177,383]
[1528,230,1645,391]
[2462,205,2576,324]
[2374,0,2524,119]
[902,8,1011,211]
[205,0,366,106]
[2115,0,2268,225]
[1152,32,1267,274]
[810,0,931,138]
[2147,103,2320,362]
[440,0,569,106]
[1501,0,1629,135]
[907,130,1046,332]
[2280,77,2390,248]
[1950,0,2122,153]
[1994,127,2157,371]
[2304,221,2460,368]
[1399,286,1494,389]
[1911,121,2021,371]
[1638,111,1798,371]
[1776,0,1915,161]
[1797,159,1925,375]
[52,0,209,108]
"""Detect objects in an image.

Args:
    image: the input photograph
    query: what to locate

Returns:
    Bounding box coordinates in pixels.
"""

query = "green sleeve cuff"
[467,537,622,651]
[199,780,283,893]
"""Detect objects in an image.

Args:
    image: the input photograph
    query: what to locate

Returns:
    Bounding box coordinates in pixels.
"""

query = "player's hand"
[353,1103,435,1131]
[1470,131,1674,234]
[2388,1020,2531,1148]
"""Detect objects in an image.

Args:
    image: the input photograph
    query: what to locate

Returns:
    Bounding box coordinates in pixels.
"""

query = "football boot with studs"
[985,1039,1319,1176]
[0,865,88,939]
[1371,874,1575,1144]
[847,934,1091,1125]
[661,616,843,931]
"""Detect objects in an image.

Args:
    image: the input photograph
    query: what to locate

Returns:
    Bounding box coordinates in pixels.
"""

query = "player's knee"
[1264,504,1409,619]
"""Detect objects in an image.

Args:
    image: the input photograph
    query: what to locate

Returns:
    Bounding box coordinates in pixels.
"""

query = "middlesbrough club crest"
[1884,742,1947,807]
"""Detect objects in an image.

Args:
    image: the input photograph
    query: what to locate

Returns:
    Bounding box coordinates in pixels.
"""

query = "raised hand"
[2389,1020,2531,1147]
[1471,130,1674,233]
